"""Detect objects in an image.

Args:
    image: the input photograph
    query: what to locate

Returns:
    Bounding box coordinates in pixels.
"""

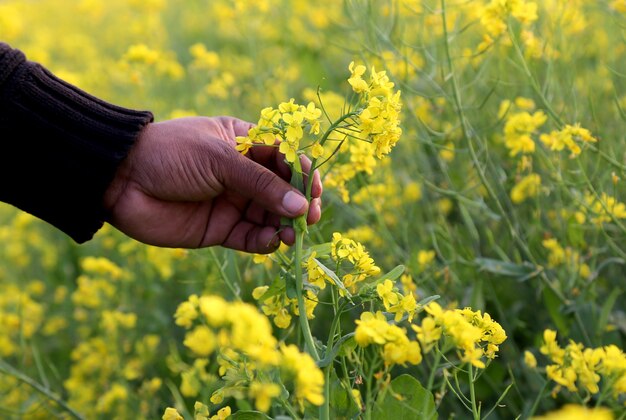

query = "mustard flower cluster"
[540,124,598,158]
[330,232,381,291]
[532,330,626,401]
[235,99,323,163]
[542,237,590,279]
[355,311,423,367]
[376,279,418,322]
[580,192,626,225]
[412,302,507,368]
[173,294,324,412]
[480,0,539,40]
[252,284,318,329]
[348,61,403,159]
[498,98,538,149]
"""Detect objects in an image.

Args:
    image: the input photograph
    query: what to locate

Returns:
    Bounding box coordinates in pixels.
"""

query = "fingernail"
[283,191,307,215]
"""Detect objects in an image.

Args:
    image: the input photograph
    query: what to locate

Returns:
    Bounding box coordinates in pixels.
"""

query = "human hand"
[103,116,322,253]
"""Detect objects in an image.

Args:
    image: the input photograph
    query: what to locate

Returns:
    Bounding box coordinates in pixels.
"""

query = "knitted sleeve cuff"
[0,43,154,243]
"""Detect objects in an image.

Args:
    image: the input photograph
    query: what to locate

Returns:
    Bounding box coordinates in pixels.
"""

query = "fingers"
[221,221,282,254]
[217,147,310,219]
[247,144,323,199]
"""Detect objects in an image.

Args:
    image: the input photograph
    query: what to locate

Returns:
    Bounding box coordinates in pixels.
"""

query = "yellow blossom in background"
[249,381,281,412]
[510,173,541,204]
[540,124,598,157]
[417,249,436,269]
[524,350,537,368]
[611,0,626,13]
[503,110,547,156]
[582,192,626,225]
[532,404,613,420]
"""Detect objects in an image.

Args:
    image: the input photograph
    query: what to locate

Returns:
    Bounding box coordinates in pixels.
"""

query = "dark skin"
[103,116,322,253]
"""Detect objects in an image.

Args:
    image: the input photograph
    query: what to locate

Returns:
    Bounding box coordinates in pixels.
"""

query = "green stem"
[320,288,342,420]
[364,359,376,420]
[527,378,549,418]
[468,364,480,420]
[289,155,320,362]
[279,397,300,419]
[306,111,359,201]
[426,347,442,391]
[294,224,319,361]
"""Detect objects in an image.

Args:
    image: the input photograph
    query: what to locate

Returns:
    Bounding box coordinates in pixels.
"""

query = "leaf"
[598,288,621,335]
[372,374,437,420]
[254,275,286,302]
[230,411,273,420]
[543,287,570,336]
[303,242,332,259]
[317,333,355,368]
[329,370,361,419]
[358,265,405,296]
[475,257,539,281]
[315,258,353,300]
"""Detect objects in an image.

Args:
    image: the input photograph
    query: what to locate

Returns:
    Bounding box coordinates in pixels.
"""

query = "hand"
[103,116,322,253]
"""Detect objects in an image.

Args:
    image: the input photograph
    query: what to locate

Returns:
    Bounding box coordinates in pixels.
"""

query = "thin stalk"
[291,155,320,362]
[306,111,360,201]
[294,226,319,361]
[468,364,480,420]
[279,397,300,419]
[364,359,377,420]
[320,288,342,420]
[0,361,85,420]
[526,379,549,418]
[427,347,443,390]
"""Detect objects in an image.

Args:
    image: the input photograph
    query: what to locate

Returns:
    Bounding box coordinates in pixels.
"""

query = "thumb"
[218,147,309,218]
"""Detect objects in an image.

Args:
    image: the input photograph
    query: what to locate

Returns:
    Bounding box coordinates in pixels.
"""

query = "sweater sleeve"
[0,42,154,243]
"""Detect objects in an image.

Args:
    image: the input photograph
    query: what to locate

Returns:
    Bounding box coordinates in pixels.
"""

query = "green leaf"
[598,288,621,336]
[303,242,332,259]
[475,257,539,281]
[328,370,361,419]
[372,374,437,420]
[317,333,355,368]
[230,411,273,420]
[254,275,286,301]
[543,287,570,336]
[314,258,353,300]
[358,265,405,296]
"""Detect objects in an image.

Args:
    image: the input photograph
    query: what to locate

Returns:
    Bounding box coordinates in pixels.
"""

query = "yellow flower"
[532,404,613,420]
[210,406,232,420]
[540,124,597,157]
[376,279,399,309]
[183,325,216,357]
[503,111,546,156]
[235,136,254,155]
[510,173,541,204]
[311,142,324,158]
[162,407,184,420]
[280,344,325,406]
[417,250,436,268]
[348,61,368,93]
[249,381,281,412]
[524,350,537,368]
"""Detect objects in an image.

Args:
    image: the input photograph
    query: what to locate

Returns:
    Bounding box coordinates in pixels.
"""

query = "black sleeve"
[0,42,154,243]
